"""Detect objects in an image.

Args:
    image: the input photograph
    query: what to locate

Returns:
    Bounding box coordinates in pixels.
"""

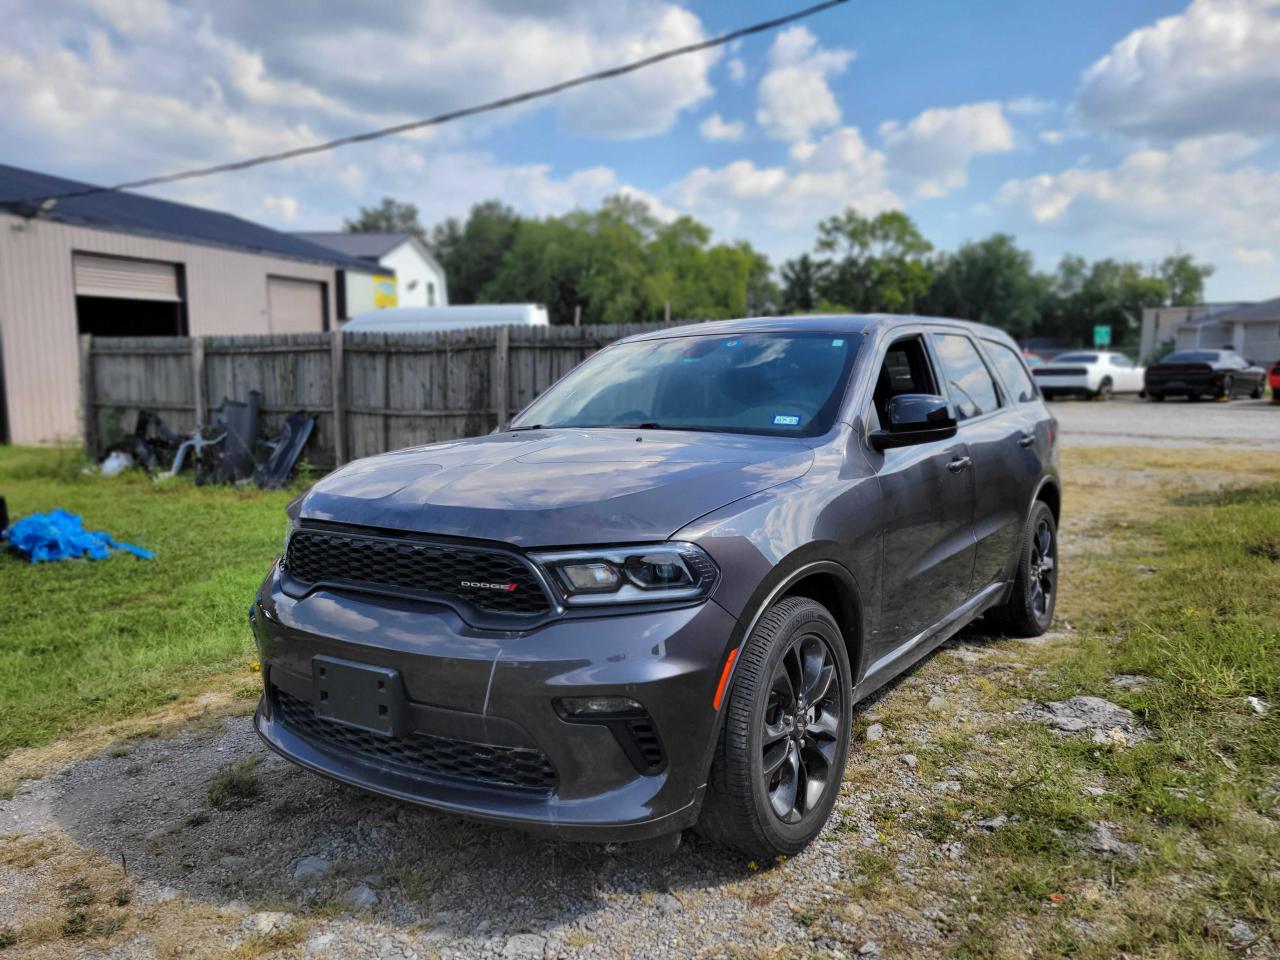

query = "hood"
[299,429,815,548]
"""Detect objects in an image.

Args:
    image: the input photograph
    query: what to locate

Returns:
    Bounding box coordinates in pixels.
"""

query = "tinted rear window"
[1161,351,1218,363]
[1052,353,1098,363]
[984,340,1038,403]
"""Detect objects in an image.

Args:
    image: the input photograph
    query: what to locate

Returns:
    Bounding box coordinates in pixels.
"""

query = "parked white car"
[1031,351,1145,400]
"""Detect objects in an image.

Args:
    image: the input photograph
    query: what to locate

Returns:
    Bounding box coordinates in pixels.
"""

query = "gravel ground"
[0,628,1044,960]
[1052,394,1280,449]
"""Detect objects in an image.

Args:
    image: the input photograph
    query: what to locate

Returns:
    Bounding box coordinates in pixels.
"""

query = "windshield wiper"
[506,424,543,432]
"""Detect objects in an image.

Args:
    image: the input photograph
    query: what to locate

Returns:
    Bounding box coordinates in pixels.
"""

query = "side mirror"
[869,394,958,450]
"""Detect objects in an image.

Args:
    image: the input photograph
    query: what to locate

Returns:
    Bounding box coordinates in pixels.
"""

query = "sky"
[2,0,1279,300]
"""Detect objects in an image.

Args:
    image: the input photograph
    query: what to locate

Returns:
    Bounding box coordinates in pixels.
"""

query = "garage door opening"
[73,253,186,337]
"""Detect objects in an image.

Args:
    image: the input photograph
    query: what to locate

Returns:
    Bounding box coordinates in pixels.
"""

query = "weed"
[207,756,262,808]
[60,911,88,937]
[0,927,14,949]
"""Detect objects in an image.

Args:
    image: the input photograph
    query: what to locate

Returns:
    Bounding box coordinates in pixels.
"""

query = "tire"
[1148,391,1164,402]
[697,597,852,862]
[1219,375,1234,401]
[1250,381,1264,400]
[987,501,1058,638]
[1095,378,1113,401]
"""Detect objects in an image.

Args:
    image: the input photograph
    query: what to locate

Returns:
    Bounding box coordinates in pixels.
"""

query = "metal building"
[0,163,382,445]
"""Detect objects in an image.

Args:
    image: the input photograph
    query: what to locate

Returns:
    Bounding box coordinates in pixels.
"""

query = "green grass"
[0,446,293,756]
[945,479,1280,957]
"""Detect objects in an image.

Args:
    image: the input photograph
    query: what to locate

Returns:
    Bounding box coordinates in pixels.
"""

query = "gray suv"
[253,315,1059,858]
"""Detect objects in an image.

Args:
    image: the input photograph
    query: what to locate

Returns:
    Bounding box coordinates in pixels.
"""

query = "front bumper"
[251,565,739,841]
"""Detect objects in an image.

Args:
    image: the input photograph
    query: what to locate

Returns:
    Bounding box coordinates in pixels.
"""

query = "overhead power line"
[19,0,848,207]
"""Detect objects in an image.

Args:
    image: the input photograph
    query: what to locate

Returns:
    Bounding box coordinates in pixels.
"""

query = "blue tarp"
[3,509,155,563]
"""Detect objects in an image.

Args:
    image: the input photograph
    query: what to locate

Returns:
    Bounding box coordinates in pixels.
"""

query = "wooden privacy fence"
[81,323,667,466]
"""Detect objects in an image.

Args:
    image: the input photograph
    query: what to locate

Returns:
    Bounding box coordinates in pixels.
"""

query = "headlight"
[531,542,718,607]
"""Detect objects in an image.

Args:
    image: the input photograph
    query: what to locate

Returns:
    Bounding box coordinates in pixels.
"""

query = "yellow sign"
[373,275,398,309]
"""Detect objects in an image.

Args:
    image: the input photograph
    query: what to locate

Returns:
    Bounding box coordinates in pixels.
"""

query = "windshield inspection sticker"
[832,338,845,347]
[723,339,740,348]
[773,414,801,426]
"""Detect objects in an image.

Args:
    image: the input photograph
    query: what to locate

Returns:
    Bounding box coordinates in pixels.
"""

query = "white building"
[1142,297,1280,365]
[294,232,449,313]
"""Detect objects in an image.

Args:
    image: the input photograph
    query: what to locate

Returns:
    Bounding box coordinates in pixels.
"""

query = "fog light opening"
[557,695,645,719]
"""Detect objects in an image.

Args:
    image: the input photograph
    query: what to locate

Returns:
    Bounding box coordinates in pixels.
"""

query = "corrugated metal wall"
[0,213,340,444]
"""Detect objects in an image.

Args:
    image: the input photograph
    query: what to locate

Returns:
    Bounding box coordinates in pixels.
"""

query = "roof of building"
[0,163,380,272]
[292,231,443,273]
[291,231,415,259]
[1211,296,1280,324]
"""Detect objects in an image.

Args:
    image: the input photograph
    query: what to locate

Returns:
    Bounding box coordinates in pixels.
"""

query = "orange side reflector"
[712,648,739,711]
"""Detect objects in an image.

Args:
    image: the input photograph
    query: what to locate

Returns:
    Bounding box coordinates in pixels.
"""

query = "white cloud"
[1233,246,1275,264]
[726,57,746,84]
[1039,130,1066,145]
[262,195,300,220]
[755,26,853,142]
[1006,95,1055,115]
[699,113,745,142]
[878,101,1015,198]
[998,135,1280,290]
[665,126,899,256]
[1074,0,1280,138]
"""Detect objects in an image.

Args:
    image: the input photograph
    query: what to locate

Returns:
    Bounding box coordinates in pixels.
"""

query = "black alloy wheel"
[1220,374,1235,400]
[988,499,1058,637]
[1027,516,1056,626]
[1095,378,1113,401]
[760,631,842,824]
[697,596,852,860]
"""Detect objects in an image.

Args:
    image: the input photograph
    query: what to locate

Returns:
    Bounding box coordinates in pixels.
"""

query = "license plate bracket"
[311,656,409,737]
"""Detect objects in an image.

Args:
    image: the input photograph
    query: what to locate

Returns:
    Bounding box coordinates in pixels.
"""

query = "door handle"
[946,456,972,474]
[1018,432,1036,448]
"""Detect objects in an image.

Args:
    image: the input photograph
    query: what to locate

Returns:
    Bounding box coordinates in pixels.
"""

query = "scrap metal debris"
[254,410,315,490]
[94,391,315,489]
[3,509,154,563]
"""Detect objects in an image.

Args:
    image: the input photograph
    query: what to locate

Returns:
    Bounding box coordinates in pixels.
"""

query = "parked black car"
[1144,349,1267,402]
[253,316,1061,858]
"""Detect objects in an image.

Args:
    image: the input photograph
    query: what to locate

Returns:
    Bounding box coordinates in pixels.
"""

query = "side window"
[872,336,938,425]
[983,340,1038,403]
[1111,354,1133,368]
[932,333,1002,420]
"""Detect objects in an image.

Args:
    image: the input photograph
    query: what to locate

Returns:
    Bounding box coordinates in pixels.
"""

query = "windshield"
[1162,351,1218,363]
[510,331,861,437]
[1053,353,1098,363]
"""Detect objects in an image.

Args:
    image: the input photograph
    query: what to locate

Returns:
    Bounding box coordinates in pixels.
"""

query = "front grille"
[284,529,550,616]
[274,688,557,793]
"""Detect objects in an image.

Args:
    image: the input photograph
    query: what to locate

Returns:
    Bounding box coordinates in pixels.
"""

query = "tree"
[1038,257,1168,346]
[923,234,1047,337]
[429,200,523,304]
[1159,254,1213,306]
[813,209,935,313]
[780,255,822,313]
[475,196,771,325]
[344,197,425,239]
